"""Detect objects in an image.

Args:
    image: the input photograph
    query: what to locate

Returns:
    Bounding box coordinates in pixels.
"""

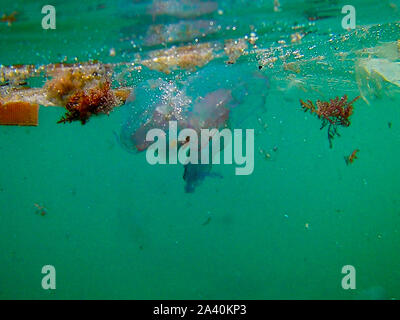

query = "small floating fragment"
[345,149,359,165]
[259,148,271,160]
[224,39,248,64]
[201,216,212,226]
[290,32,304,43]
[1,11,18,26]
[34,203,47,216]
[0,101,39,126]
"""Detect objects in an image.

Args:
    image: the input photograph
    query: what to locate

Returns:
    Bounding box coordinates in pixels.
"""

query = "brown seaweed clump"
[0,63,131,126]
[57,81,120,125]
[1,11,18,26]
[43,65,131,124]
[300,95,360,148]
[45,66,105,106]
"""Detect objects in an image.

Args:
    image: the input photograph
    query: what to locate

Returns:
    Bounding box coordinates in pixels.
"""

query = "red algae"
[57,81,119,125]
[345,149,359,165]
[300,95,360,148]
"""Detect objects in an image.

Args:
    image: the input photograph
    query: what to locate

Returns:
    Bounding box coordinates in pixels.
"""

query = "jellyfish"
[118,79,192,152]
[118,62,269,191]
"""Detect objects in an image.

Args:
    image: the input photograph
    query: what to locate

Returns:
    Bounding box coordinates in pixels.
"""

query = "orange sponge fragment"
[0,101,39,126]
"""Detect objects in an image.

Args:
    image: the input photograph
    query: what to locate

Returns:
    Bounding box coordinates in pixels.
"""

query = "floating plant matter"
[1,11,18,26]
[0,62,131,125]
[45,65,109,106]
[57,81,120,125]
[345,149,359,165]
[300,95,359,148]
[34,203,47,216]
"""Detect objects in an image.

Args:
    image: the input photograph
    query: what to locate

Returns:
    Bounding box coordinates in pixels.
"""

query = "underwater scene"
[0,0,400,300]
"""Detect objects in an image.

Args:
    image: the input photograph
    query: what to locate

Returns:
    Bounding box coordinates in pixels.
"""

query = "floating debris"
[356,58,400,103]
[1,11,18,26]
[290,32,304,44]
[0,62,132,125]
[300,95,360,148]
[355,41,400,103]
[34,203,47,216]
[201,216,212,226]
[1,87,51,107]
[345,149,359,165]
[0,101,39,126]
[45,65,109,106]
[57,81,123,125]
[259,148,271,160]
[140,37,252,73]
[141,43,215,73]
[224,39,248,64]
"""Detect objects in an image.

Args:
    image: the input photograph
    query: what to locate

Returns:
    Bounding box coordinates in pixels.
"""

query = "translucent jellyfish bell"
[118,61,269,153]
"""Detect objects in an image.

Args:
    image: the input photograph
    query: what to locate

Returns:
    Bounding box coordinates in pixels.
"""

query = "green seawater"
[0,0,400,299]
